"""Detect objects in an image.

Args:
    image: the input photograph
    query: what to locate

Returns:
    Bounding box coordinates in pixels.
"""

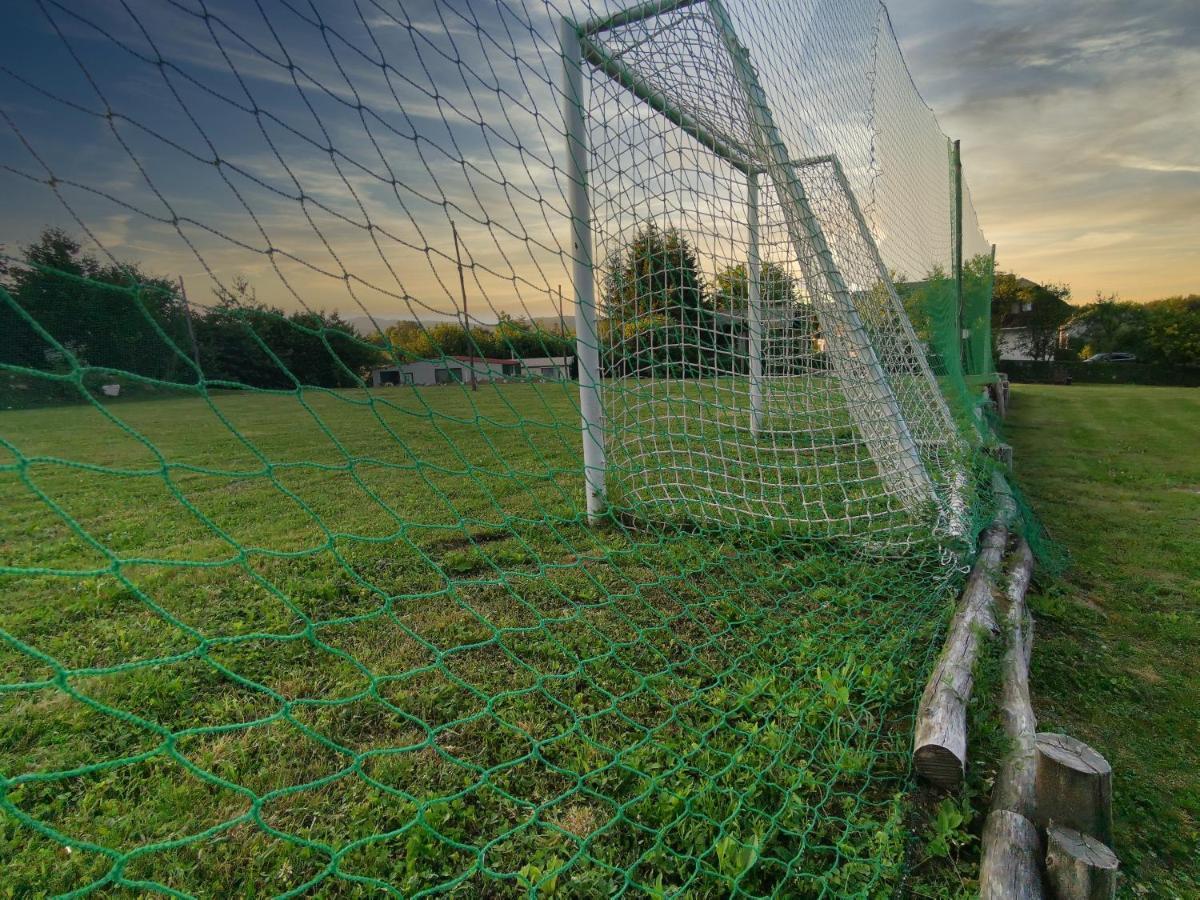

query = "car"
[1084,352,1137,363]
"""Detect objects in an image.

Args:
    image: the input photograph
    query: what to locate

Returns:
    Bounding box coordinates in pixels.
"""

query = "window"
[434,367,463,385]
[502,363,522,377]
[402,372,414,385]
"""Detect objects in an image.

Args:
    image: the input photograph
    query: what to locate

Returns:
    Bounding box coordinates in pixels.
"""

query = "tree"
[601,224,720,377]
[197,276,382,389]
[602,223,708,323]
[1,227,192,383]
[1069,294,1150,359]
[1145,295,1200,366]
[712,260,797,313]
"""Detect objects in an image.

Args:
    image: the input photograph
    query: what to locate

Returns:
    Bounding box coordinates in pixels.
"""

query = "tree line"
[375,314,574,364]
[1,229,380,398]
[0,228,576,404]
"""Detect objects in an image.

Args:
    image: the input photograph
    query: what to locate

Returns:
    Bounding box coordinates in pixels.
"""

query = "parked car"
[1084,352,1137,363]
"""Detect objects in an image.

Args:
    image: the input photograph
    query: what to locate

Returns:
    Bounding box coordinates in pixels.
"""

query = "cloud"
[1106,154,1200,175]
[887,0,1200,299]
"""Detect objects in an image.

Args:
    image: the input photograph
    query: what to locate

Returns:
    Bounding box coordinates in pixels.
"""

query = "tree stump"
[979,809,1044,899]
[1045,825,1118,900]
[1034,733,1113,845]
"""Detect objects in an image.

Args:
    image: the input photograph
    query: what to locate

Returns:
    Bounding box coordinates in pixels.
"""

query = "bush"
[998,359,1200,387]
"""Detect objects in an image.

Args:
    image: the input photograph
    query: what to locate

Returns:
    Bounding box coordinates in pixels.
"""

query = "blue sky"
[1,0,1195,326]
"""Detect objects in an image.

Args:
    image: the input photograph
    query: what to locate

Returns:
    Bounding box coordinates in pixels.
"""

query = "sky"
[887,0,1200,302]
[1,0,1196,325]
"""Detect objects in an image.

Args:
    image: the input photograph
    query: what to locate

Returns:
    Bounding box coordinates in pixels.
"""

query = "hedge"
[998,359,1200,387]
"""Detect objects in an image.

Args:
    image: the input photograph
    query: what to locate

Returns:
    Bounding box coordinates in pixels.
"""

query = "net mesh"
[2,0,1014,895]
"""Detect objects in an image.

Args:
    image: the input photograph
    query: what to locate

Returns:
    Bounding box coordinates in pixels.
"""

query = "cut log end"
[1045,824,1118,900]
[914,744,964,789]
[1038,733,1112,778]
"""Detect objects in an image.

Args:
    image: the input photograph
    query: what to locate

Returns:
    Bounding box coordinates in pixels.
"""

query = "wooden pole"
[981,810,1044,900]
[979,539,1043,898]
[452,221,477,391]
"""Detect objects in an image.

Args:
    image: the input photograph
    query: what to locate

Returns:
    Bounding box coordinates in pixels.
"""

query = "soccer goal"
[562,0,966,542]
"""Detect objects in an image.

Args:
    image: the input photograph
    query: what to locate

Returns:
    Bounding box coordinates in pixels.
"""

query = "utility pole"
[952,139,965,372]
[176,275,202,372]
[452,221,477,391]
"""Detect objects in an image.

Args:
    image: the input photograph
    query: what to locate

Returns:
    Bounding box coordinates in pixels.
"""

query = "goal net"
[577,0,969,544]
[0,0,1027,895]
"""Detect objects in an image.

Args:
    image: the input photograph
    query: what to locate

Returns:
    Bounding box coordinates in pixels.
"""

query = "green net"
[1,0,1023,895]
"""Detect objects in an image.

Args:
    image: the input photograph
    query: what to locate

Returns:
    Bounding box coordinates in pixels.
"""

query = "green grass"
[0,382,965,897]
[1006,385,1200,895]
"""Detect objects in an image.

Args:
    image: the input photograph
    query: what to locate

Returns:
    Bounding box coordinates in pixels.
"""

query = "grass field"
[0,382,965,897]
[1006,385,1200,895]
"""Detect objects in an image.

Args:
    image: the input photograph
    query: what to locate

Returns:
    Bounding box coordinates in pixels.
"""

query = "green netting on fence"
[0,0,1039,895]
[963,255,996,381]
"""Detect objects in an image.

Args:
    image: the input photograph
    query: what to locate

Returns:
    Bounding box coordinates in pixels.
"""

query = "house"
[994,277,1073,361]
[370,356,573,387]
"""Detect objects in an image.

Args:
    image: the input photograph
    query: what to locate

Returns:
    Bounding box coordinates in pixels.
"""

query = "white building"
[370,356,572,387]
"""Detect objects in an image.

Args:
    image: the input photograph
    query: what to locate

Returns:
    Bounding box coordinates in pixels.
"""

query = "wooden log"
[980,809,1044,899]
[990,540,1037,818]
[1045,825,1118,900]
[1034,733,1114,846]
[992,470,1018,526]
[995,376,1008,419]
[913,524,1006,787]
[979,540,1042,898]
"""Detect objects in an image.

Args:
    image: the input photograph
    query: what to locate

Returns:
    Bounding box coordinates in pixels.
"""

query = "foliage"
[1070,293,1200,367]
[197,277,381,390]
[600,224,741,377]
[374,312,574,364]
[602,223,709,323]
[0,229,382,400]
[0,228,192,382]
[896,266,963,381]
[712,260,797,313]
